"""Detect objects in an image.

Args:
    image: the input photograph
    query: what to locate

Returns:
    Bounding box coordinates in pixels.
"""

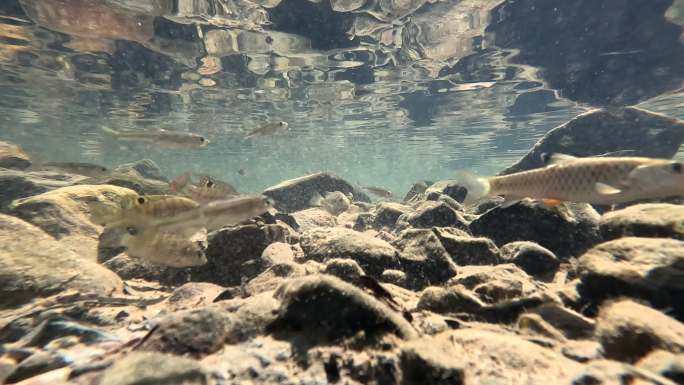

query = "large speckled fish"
[88,194,200,229]
[456,153,684,206]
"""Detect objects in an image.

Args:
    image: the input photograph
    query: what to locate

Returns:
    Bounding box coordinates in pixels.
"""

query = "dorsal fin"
[541,152,577,165]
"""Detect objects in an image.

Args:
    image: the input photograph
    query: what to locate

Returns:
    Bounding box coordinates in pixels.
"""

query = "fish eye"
[126,227,138,236]
[199,137,205,142]
[672,162,682,173]
[279,122,285,126]
[264,197,275,206]
[137,197,146,204]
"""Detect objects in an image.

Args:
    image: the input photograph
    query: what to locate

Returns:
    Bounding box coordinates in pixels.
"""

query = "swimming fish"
[123,226,207,267]
[362,186,393,199]
[31,161,109,178]
[101,126,209,148]
[455,153,684,206]
[169,172,238,204]
[88,194,200,229]
[245,121,289,138]
[309,191,352,216]
[238,169,246,176]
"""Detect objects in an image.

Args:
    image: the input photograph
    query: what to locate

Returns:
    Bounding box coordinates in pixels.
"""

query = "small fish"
[169,173,238,204]
[245,121,289,138]
[237,169,246,176]
[455,153,684,206]
[151,195,274,232]
[32,161,109,178]
[362,186,393,199]
[123,227,207,267]
[88,194,200,229]
[309,191,351,216]
[102,126,209,148]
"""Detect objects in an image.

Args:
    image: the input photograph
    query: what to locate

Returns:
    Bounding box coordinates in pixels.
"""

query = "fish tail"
[453,170,490,206]
[88,201,122,226]
[100,126,120,138]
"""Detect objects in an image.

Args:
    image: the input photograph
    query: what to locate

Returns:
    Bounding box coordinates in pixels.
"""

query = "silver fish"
[362,186,393,198]
[33,161,109,178]
[245,121,289,138]
[102,126,209,148]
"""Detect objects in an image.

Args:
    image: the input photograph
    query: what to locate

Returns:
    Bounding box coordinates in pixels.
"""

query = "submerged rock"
[577,237,684,319]
[595,300,684,363]
[500,107,684,175]
[447,264,541,304]
[99,352,209,385]
[291,207,336,231]
[112,159,165,181]
[470,200,600,259]
[299,227,400,277]
[0,214,122,309]
[424,180,467,203]
[527,303,595,339]
[600,204,684,241]
[263,172,370,212]
[568,359,678,385]
[0,169,88,210]
[399,335,465,385]
[499,241,560,279]
[403,180,432,201]
[432,227,500,266]
[80,169,169,195]
[417,285,485,314]
[373,201,412,229]
[191,223,293,286]
[637,350,684,384]
[405,201,469,230]
[10,184,137,260]
[0,141,31,169]
[391,228,458,289]
[270,275,417,341]
[102,253,189,285]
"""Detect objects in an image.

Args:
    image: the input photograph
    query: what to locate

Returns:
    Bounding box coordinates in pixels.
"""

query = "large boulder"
[600,204,684,241]
[470,200,600,259]
[9,184,137,260]
[263,172,370,212]
[0,169,88,210]
[298,227,401,277]
[499,241,560,280]
[595,300,684,363]
[0,214,123,309]
[500,107,684,175]
[0,141,31,169]
[577,237,684,320]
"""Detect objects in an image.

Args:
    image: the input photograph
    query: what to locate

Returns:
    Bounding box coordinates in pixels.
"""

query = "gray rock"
[568,359,678,385]
[373,202,411,229]
[470,200,601,259]
[218,292,281,344]
[0,141,31,169]
[113,159,165,181]
[425,180,468,203]
[79,168,169,195]
[99,352,209,385]
[0,169,88,210]
[500,107,684,175]
[637,350,684,384]
[499,241,560,279]
[600,204,684,241]
[323,258,365,282]
[391,228,458,289]
[102,253,189,285]
[261,241,296,265]
[527,303,595,339]
[432,227,501,266]
[399,336,465,385]
[430,329,582,384]
[403,180,431,201]
[595,300,684,363]
[191,223,293,286]
[299,227,401,277]
[263,172,370,212]
[417,285,485,314]
[353,212,375,231]
[244,262,309,296]
[166,282,226,312]
[380,269,408,287]
[577,237,684,319]
[291,207,337,232]
[0,214,123,309]
[448,264,540,304]
[9,184,137,261]
[270,275,417,340]
[406,201,470,230]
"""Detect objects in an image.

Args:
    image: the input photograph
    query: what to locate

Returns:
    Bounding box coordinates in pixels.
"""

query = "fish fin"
[595,182,622,195]
[541,198,563,207]
[541,152,577,165]
[453,170,491,206]
[500,198,521,208]
[309,192,324,207]
[594,150,636,158]
[88,201,121,226]
[170,172,192,193]
[100,126,119,138]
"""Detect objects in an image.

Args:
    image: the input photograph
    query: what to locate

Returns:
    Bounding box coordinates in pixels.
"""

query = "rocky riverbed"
[1,141,684,385]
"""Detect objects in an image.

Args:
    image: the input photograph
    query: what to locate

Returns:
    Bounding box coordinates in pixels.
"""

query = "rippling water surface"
[0,0,682,195]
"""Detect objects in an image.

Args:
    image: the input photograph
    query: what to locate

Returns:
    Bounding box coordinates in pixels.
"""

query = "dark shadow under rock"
[262,172,370,213]
[499,107,684,175]
[576,237,684,320]
[269,275,417,343]
[600,204,684,241]
[391,228,459,290]
[299,227,401,277]
[469,200,600,259]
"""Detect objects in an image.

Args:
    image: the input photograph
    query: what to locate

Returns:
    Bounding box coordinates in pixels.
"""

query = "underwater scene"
[1,0,684,384]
